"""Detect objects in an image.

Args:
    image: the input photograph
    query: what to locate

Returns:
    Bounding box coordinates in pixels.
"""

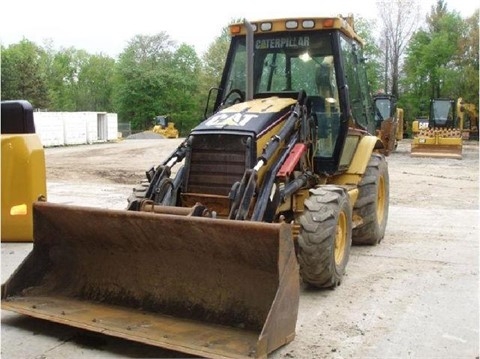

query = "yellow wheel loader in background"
[151,115,179,138]
[1,100,47,242]
[2,16,392,358]
[411,98,463,159]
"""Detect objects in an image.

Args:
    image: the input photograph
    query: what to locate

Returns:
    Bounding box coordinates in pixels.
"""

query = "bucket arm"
[128,138,190,210]
[229,93,309,221]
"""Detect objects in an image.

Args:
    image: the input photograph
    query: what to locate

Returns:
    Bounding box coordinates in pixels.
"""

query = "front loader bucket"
[2,202,299,359]
[379,118,398,155]
[411,132,463,159]
[411,140,462,159]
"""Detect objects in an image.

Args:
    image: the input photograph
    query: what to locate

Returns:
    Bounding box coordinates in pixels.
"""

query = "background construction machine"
[411,116,429,136]
[151,115,179,138]
[1,100,47,242]
[2,16,391,358]
[373,93,404,153]
[457,98,479,140]
[411,98,463,159]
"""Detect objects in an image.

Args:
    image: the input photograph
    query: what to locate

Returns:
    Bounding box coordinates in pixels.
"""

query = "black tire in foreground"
[297,186,352,288]
[352,153,389,245]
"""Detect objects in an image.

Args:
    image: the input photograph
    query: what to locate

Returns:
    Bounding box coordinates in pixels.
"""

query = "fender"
[330,135,380,187]
[346,135,382,175]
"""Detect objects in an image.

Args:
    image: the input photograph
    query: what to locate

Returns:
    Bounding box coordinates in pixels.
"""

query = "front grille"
[185,134,251,196]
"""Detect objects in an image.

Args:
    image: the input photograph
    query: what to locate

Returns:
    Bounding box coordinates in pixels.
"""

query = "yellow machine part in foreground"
[1,201,299,359]
[1,134,47,241]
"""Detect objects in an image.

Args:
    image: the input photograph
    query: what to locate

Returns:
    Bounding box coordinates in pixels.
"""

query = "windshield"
[375,99,391,122]
[431,100,454,127]
[155,116,168,127]
[222,31,343,159]
[432,101,453,121]
[224,32,338,101]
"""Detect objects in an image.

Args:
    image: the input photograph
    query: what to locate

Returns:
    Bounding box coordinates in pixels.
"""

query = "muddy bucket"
[2,202,299,358]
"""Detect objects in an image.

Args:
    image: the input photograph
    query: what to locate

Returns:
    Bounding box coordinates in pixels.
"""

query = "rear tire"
[297,186,352,288]
[352,153,389,245]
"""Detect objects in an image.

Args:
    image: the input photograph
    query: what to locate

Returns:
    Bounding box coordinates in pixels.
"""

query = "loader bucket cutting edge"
[411,144,462,159]
[1,201,299,358]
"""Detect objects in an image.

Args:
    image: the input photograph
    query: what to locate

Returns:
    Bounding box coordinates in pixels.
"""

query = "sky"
[1,0,478,58]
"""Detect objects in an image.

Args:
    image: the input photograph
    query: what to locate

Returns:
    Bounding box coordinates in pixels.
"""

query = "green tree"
[76,54,116,111]
[199,19,242,117]
[451,10,479,105]
[354,16,383,94]
[162,43,202,133]
[113,33,202,134]
[376,0,421,97]
[401,0,474,119]
[113,33,174,130]
[201,27,230,86]
[1,39,50,108]
[46,47,86,111]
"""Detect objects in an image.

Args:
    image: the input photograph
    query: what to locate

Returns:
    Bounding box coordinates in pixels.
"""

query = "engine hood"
[193,97,296,137]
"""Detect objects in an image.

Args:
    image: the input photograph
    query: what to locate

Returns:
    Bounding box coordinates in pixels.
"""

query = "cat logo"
[204,113,258,127]
[256,36,310,49]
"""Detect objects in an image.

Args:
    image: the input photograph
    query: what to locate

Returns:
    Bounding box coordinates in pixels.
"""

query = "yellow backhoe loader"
[2,16,391,358]
[151,115,179,138]
[373,93,404,153]
[411,98,463,159]
[1,100,47,242]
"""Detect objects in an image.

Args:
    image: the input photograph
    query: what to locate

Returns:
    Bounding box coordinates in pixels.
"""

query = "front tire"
[297,186,352,288]
[352,153,389,245]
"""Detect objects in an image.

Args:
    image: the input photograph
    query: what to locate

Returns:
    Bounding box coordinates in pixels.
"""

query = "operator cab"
[430,98,456,128]
[154,115,168,128]
[214,18,376,175]
[373,94,397,129]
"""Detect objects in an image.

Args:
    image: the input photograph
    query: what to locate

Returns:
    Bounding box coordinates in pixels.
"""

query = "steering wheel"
[221,89,245,107]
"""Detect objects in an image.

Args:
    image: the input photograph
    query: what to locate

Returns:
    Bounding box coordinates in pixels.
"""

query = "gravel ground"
[1,138,478,359]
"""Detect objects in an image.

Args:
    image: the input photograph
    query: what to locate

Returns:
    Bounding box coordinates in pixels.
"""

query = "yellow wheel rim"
[376,175,386,224]
[334,211,347,265]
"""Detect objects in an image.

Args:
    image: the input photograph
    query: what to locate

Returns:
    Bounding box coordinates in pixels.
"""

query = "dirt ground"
[1,137,479,359]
